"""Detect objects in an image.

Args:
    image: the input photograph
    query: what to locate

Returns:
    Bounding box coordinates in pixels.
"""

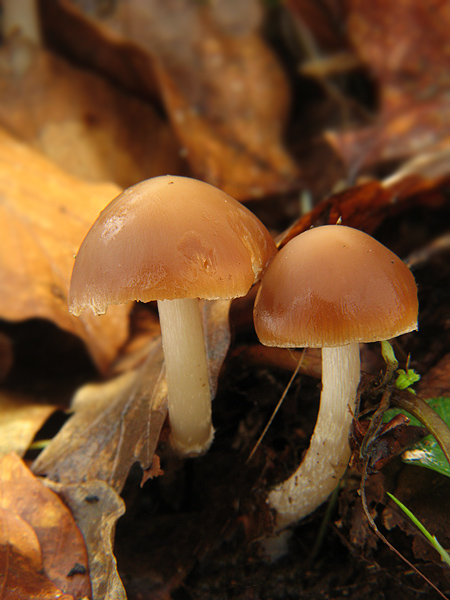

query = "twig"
[246,349,306,464]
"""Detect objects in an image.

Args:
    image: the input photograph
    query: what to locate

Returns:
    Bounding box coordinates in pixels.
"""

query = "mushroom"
[69,175,276,456]
[253,225,418,530]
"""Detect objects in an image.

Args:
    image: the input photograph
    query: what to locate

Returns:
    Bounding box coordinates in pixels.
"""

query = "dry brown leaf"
[0,391,57,457]
[45,479,127,600]
[32,299,232,492]
[0,507,75,600]
[277,174,450,249]
[41,0,162,102]
[347,0,450,101]
[0,127,129,372]
[129,0,300,200]
[0,35,183,188]
[0,453,91,599]
[327,0,450,172]
[32,351,167,493]
[325,98,450,173]
[54,0,300,200]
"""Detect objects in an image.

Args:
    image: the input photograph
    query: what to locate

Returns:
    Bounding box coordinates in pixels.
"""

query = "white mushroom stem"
[268,343,361,531]
[158,298,214,456]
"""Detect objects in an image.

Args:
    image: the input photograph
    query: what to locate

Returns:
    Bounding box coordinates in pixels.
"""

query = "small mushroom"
[69,175,276,457]
[253,225,418,530]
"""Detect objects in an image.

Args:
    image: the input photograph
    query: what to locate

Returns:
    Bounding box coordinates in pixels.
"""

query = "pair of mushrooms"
[69,175,418,531]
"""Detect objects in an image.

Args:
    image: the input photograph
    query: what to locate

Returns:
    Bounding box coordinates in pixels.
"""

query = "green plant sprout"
[381,339,398,370]
[387,492,450,568]
[380,340,421,392]
[396,368,421,391]
[380,339,399,383]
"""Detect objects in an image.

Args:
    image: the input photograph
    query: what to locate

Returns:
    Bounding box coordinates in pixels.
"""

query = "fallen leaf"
[277,172,450,248]
[109,304,162,375]
[41,0,162,102]
[32,353,166,492]
[347,0,450,103]
[202,299,231,399]
[383,147,450,188]
[0,127,129,372]
[326,0,450,173]
[0,391,57,457]
[0,35,183,188]
[57,0,300,200]
[325,98,450,173]
[0,507,74,600]
[0,453,91,599]
[350,413,427,474]
[32,299,231,492]
[44,479,127,600]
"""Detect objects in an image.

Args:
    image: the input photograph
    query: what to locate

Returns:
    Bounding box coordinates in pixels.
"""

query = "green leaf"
[402,436,450,478]
[395,369,421,391]
[384,397,450,478]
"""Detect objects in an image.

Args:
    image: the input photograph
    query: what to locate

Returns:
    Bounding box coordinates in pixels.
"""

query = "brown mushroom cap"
[254,225,418,348]
[69,175,277,315]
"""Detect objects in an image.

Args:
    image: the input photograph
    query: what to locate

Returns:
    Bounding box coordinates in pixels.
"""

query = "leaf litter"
[0,453,91,599]
[1,1,450,599]
[0,127,129,373]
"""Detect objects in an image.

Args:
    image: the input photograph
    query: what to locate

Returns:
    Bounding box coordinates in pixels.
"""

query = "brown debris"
[0,127,129,372]
[0,453,91,599]
[327,0,450,173]
[49,0,301,200]
[0,35,183,188]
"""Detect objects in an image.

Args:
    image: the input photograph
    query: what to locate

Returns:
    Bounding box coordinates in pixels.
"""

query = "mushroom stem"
[157,298,214,456]
[268,343,361,531]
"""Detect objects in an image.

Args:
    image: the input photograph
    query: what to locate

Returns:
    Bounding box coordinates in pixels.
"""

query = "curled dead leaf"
[44,479,127,600]
[32,353,167,493]
[50,0,300,200]
[0,453,91,599]
[32,300,232,493]
[0,127,129,372]
[327,1,450,173]
[0,391,57,457]
[0,35,183,188]
[277,174,450,249]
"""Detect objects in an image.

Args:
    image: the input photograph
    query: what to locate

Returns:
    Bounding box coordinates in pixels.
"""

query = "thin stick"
[246,349,306,464]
